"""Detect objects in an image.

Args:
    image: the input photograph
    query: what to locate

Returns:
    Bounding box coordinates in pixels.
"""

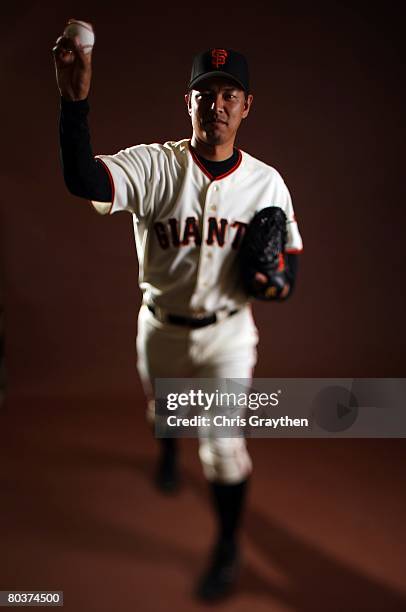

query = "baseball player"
[53,30,303,601]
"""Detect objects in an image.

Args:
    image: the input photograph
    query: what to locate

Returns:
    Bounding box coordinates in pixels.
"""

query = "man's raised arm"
[52,22,112,203]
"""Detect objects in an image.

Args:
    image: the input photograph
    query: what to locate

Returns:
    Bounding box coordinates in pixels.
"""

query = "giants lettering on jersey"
[154,217,247,250]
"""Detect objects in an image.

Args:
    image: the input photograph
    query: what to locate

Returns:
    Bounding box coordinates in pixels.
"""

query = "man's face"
[186,77,253,146]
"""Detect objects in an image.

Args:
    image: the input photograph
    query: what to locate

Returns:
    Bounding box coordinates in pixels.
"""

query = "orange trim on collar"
[188,142,243,181]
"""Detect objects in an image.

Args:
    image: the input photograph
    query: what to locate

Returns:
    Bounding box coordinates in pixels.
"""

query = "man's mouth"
[205,118,227,126]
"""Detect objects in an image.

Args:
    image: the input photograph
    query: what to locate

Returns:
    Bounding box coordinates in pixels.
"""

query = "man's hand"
[52,26,92,101]
[253,272,290,299]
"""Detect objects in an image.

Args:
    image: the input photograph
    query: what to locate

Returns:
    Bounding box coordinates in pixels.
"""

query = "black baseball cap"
[188,48,250,92]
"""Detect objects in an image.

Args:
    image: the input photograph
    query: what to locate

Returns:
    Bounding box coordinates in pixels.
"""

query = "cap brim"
[188,71,247,91]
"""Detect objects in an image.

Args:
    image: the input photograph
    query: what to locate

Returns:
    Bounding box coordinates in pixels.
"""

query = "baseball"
[63,19,95,53]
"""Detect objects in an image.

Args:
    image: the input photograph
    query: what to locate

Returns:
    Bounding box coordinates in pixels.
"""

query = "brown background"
[1,2,405,611]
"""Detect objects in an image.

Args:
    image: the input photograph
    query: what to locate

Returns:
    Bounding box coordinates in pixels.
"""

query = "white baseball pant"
[136,304,259,484]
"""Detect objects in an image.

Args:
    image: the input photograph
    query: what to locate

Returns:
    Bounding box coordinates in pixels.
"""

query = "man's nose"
[210,94,224,112]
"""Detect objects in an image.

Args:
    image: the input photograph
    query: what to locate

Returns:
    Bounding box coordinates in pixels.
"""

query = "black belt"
[147,305,239,328]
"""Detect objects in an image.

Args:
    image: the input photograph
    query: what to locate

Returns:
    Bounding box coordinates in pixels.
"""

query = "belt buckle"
[154,305,167,323]
[194,312,207,321]
[216,309,229,323]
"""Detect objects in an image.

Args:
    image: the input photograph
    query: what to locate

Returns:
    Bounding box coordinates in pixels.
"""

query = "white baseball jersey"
[92,138,303,316]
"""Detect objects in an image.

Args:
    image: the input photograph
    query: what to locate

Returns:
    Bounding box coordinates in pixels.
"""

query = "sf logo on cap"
[211,49,228,68]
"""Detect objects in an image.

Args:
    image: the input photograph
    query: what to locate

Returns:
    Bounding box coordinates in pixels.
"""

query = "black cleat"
[195,539,240,602]
[155,451,179,494]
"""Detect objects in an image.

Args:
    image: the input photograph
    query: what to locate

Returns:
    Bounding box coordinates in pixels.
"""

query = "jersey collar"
[188,140,242,181]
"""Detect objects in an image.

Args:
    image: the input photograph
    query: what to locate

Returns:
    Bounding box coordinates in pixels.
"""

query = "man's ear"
[242,93,254,119]
[185,92,192,116]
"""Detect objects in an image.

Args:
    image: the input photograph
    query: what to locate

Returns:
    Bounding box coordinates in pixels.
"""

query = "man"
[53,30,303,601]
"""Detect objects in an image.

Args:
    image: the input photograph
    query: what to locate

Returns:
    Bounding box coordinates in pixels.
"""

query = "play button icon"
[313,386,359,432]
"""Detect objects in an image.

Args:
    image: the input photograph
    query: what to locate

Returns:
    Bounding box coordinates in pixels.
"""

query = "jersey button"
[210,205,217,212]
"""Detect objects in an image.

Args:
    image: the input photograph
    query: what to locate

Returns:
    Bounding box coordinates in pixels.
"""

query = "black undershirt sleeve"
[59,97,112,202]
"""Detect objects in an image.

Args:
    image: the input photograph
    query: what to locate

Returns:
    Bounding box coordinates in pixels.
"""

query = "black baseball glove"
[239,206,289,301]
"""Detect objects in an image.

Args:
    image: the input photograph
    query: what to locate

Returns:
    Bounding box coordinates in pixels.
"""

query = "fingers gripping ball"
[239,206,288,301]
[63,19,95,53]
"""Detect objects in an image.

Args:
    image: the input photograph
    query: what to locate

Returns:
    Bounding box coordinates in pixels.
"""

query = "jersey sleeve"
[91,144,161,219]
[270,170,303,253]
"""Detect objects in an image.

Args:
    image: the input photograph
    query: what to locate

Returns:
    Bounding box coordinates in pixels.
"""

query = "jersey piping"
[188,142,243,181]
